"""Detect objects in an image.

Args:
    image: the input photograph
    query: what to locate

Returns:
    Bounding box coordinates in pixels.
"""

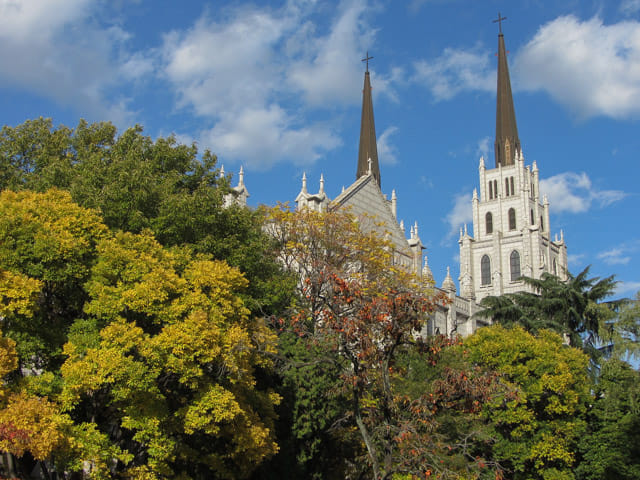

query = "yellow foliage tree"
[0,188,108,370]
[61,230,280,479]
[0,329,78,473]
[465,325,591,479]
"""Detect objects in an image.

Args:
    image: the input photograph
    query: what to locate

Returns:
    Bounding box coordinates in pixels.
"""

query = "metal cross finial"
[493,12,507,34]
[362,51,373,72]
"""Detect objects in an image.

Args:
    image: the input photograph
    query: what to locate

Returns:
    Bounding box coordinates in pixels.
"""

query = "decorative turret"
[357,52,381,186]
[494,13,521,168]
[296,172,329,212]
[442,266,456,294]
[422,256,434,282]
[223,166,250,207]
[391,189,397,218]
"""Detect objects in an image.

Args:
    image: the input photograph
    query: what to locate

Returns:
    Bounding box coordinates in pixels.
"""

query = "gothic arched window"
[540,216,544,231]
[493,180,498,198]
[486,212,493,235]
[510,177,515,195]
[508,208,516,230]
[481,255,491,286]
[553,258,557,275]
[530,209,534,225]
[489,181,493,200]
[510,250,521,282]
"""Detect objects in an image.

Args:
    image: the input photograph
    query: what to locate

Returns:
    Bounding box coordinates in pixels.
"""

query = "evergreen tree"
[477,267,620,362]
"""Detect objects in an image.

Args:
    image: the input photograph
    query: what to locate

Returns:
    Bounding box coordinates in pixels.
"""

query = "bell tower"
[458,15,568,303]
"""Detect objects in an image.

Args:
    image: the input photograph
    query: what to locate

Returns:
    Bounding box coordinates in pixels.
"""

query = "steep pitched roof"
[494,28,521,167]
[356,70,381,186]
[331,174,410,259]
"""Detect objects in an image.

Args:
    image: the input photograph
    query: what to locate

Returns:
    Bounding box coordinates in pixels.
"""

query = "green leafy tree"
[604,290,640,361]
[0,118,292,317]
[268,207,498,480]
[252,332,361,480]
[465,325,591,480]
[0,189,107,370]
[477,267,619,361]
[576,358,640,480]
[0,118,73,191]
[393,338,503,480]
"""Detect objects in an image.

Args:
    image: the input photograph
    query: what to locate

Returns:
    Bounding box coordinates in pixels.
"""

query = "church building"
[458,21,568,303]
[294,54,481,337]
[226,23,568,337]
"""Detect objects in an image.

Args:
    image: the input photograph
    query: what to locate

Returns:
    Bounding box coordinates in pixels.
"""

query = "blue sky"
[1,0,639,298]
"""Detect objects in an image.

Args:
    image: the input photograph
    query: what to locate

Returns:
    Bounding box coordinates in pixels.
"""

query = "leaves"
[0,189,108,370]
[477,266,619,363]
[61,228,280,478]
[465,325,591,479]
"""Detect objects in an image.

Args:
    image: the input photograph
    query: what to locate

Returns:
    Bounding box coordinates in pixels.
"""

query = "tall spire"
[494,13,520,168]
[357,52,381,186]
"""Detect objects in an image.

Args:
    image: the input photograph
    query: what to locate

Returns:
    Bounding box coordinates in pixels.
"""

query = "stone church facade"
[226,27,567,337]
[458,28,568,304]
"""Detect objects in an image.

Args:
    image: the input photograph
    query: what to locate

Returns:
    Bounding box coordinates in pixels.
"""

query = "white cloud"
[476,136,491,159]
[160,0,374,169]
[287,0,375,105]
[539,172,626,214]
[443,192,472,240]
[615,280,640,297]
[567,253,586,267]
[620,0,640,16]
[377,126,399,165]
[515,15,640,119]
[162,9,287,117]
[0,0,144,126]
[597,241,640,266]
[201,105,340,170]
[412,45,494,101]
[0,0,91,42]
[598,247,632,265]
[119,52,155,81]
[370,66,405,103]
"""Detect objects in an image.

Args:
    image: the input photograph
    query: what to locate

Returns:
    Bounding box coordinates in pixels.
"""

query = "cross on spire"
[493,12,507,34]
[362,51,373,72]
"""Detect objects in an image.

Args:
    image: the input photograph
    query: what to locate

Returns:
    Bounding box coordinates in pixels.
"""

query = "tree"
[60,230,281,479]
[604,290,640,361]
[0,189,283,478]
[392,338,503,480]
[477,267,619,362]
[0,330,80,480]
[465,325,591,480]
[0,118,292,317]
[0,189,108,371]
[268,206,498,479]
[576,358,640,480]
[251,332,361,480]
[0,118,73,191]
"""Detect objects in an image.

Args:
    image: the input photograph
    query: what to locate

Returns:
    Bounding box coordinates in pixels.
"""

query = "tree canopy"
[0,117,293,317]
[1,118,638,480]
[477,267,620,362]
[465,325,591,480]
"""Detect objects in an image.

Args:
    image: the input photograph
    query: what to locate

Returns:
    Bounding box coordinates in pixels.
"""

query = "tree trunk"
[354,407,381,480]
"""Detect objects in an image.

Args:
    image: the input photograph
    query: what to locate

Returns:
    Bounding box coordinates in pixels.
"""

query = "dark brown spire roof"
[495,30,521,167]
[357,70,381,186]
